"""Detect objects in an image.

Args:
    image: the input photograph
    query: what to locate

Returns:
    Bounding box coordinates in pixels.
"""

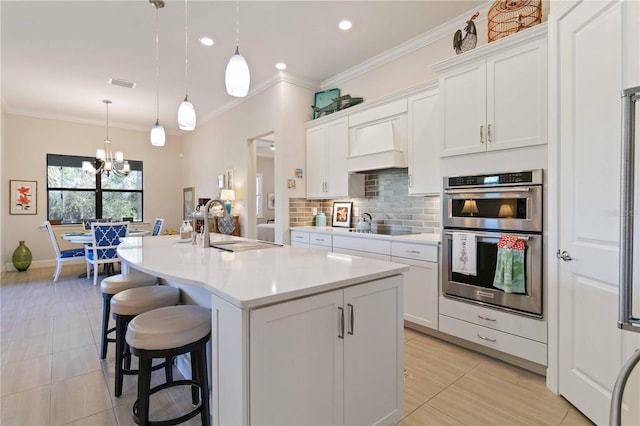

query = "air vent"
[109,78,136,89]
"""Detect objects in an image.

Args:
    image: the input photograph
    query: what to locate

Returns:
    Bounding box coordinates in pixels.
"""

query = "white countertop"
[290,226,441,245]
[117,234,409,309]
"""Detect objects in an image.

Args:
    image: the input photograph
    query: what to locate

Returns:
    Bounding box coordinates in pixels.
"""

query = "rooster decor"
[453,12,479,55]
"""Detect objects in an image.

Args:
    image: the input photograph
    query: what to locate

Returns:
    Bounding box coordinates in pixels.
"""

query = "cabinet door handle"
[487,124,492,143]
[477,333,497,342]
[478,315,496,322]
[348,304,354,335]
[480,125,484,143]
[409,174,413,188]
[338,307,344,339]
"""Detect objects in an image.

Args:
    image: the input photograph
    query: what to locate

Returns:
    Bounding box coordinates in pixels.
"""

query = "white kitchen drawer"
[439,297,547,343]
[290,231,309,245]
[439,314,547,365]
[309,232,331,247]
[332,235,391,255]
[391,242,438,262]
[332,247,391,262]
[310,244,332,252]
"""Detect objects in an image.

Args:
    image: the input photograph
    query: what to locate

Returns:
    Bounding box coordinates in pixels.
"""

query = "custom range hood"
[347,98,408,172]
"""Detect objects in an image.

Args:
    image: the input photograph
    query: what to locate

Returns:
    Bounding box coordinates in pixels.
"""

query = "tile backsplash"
[289,168,441,234]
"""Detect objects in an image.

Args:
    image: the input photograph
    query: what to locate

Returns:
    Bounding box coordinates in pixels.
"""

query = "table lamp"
[221,189,235,215]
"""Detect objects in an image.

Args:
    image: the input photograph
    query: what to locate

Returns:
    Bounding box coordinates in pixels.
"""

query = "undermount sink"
[210,240,282,252]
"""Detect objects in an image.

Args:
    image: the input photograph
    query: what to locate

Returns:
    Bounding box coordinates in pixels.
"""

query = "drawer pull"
[477,333,497,343]
[295,235,304,239]
[314,238,325,242]
[478,315,496,322]
[406,250,421,254]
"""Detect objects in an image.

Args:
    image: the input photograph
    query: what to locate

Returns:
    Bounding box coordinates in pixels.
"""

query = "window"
[256,173,263,218]
[47,154,143,223]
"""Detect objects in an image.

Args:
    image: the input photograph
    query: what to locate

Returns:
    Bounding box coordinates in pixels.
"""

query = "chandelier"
[82,100,130,176]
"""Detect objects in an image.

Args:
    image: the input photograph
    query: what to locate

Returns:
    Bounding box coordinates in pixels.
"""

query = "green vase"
[12,240,32,272]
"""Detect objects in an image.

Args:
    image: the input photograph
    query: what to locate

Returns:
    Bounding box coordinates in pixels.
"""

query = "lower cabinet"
[249,275,403,425]
[391,241,439,330]
[438,296,547,365]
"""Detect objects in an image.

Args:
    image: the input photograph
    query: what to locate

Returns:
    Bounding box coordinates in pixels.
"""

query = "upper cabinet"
[433,24,548,157]
[407,84,440,195]
[306,117,364,199]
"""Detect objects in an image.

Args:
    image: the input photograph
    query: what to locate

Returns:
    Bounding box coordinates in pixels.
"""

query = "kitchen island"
[117,234,408,426]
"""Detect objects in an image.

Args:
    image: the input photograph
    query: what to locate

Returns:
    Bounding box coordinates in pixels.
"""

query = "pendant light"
[177,0,196,131]
[225,1,250,97]
[150,0,166,146]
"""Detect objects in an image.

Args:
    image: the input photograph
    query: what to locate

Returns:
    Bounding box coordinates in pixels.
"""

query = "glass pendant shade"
[178,97,196,131]
[150,120,166,146]
[225,47,250,97]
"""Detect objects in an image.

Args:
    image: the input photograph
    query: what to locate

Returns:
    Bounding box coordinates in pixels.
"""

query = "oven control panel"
[446,170,542,188]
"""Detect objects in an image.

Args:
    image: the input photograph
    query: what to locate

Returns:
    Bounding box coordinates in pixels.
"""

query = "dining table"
[61,228,150,244]
[61,229,150,277]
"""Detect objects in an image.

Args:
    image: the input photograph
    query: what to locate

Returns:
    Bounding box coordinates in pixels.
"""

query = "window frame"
[46,153,144,223]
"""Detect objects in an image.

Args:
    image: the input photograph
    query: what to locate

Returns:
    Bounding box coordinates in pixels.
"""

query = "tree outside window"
[47,154,143,223]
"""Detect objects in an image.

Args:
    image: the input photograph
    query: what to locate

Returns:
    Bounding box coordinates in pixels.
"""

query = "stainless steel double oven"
[442,170,543,318]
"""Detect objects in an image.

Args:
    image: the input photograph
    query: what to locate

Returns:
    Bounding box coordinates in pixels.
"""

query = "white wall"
[1,113,183,269]
[180,79,313,243]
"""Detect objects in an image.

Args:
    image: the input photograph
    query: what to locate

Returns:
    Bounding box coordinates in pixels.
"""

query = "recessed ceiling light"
[275,62,287,70]
[199,37,214,46]
[338,20,352,31]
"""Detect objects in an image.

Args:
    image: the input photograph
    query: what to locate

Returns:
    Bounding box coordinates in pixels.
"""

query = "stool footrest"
[132,380,203,426]
[121,358,171,377]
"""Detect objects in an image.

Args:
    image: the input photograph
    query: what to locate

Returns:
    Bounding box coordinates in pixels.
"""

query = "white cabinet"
[391,241,439,330]
[249,275,403,425]
[332,235,391,260]
[306,118,364,199]
[438,296,547,365]
[434,26,547,157]
[407,86,440,195]
[309,232,332,251]
[290,230,309,248]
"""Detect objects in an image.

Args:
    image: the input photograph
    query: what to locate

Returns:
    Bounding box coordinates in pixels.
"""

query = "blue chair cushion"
[60,248,86,258]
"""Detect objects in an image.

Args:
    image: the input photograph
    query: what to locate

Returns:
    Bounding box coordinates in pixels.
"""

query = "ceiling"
[1,1,485,136]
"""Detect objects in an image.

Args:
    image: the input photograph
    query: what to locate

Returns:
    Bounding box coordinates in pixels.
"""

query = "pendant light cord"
[235,0,240,50]
[184,0,189,97]
[155,3,160,122]
[105,101,109,141]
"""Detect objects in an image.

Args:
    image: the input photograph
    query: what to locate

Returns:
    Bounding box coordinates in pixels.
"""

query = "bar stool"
[126,305,211,426]
[111,286,181,398]
[100,273,159,359]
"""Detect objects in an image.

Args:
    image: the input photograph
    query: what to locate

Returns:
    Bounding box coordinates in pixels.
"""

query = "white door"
[325,118,349,198]
[557,1,640,424]
[306,125,327,198]
[249,289,344,425]
[343,276,403,426]
[408,88,440,195]
[440,60,486,157]
[486,38,547,151]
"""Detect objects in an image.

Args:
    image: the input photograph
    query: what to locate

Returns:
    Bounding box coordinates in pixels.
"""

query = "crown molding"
[320,1,492,89]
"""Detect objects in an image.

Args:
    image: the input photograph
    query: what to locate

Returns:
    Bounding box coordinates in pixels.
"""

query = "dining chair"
[43,221,86,282]
[82,218,112,230]
[151,218,164,236]
[85,221,129,285]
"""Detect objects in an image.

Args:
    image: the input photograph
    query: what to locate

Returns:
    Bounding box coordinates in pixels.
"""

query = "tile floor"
[1,265,594,425]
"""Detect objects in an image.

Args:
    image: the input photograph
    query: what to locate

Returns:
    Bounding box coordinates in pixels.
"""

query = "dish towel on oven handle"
[493,235,526,293]
[452,233,477,276]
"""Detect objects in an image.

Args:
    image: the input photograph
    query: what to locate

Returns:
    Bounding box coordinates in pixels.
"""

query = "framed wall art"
[218,174,226,189]
[10,180,37,215]
[332,201,352,228]
[183,187,194,220]
[226,169,234,190]
[313,88,340,119]
[267,193,275,209]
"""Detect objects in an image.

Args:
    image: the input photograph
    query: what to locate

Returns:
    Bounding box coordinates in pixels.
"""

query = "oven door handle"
[443,231,531,241]
[444,187,531,194]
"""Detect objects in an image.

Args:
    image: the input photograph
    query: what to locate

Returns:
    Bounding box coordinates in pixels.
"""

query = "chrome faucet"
[197,199,230,248]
